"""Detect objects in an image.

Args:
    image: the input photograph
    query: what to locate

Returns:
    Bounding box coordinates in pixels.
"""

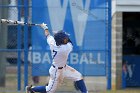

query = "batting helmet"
[54,30,70,46]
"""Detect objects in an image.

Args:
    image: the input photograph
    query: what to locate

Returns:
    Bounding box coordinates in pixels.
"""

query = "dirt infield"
[0,66,140,93]
[0,88,140,93]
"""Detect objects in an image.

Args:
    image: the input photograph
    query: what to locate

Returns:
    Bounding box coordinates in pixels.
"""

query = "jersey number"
[52,50,57,59]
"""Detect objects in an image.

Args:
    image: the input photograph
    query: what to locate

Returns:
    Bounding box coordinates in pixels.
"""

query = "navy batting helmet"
[54,30,70,46]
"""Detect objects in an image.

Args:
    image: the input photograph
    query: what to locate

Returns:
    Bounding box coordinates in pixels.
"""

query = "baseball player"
[26,23,88,93]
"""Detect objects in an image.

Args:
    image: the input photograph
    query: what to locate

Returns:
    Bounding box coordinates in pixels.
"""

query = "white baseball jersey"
[47,35,73,67]
[45,35,82,93]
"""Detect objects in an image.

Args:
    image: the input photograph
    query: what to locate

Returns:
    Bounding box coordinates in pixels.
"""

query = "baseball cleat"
[26,85,35,93]
[26,86,30,93]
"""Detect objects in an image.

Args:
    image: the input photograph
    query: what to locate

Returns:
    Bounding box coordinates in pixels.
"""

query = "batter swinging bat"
[1,19,40,26]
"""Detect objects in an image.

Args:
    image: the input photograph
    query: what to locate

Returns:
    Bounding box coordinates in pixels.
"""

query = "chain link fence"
[0,0,77,93]
[0,0,33,92]
[0,0,112,93]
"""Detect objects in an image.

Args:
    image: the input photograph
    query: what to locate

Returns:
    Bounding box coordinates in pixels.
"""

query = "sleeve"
[46,35,56,50]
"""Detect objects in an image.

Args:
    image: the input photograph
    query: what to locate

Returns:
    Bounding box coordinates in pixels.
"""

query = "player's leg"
[26,85,47,93]
[75,79,88,93]
[45,67,64,92]
[27,79,57,93]
[29,85,46,93]
[29,66,63,93]
[64,65,88,93]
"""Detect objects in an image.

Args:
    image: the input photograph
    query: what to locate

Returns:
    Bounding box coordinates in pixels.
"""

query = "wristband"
[46,34,50,38]
[42,26,48,30]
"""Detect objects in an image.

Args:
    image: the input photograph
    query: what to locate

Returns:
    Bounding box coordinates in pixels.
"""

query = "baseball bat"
[1,19,40,26]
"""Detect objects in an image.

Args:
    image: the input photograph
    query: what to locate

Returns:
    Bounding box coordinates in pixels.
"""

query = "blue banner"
[32,0,109,76]
[123,56,140,86]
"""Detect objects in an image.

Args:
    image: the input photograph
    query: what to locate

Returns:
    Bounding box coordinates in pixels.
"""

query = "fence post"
[107,0,112,90]
[17,0,22,91]
[24,0,29,89]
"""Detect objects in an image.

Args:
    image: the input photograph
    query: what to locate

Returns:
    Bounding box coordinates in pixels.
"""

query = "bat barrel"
[1,19,40,26]
[1,19,7,23]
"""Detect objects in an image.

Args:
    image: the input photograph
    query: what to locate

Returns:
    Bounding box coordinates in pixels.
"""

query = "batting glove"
[40,23,48,30]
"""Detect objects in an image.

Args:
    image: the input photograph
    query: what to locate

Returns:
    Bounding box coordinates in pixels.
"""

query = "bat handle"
[34,23,47,26]
[28,23,40,26]
[34,24,40,26]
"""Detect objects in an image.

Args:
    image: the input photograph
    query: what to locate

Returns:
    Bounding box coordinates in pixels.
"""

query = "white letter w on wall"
[47,0,68,31]
[70,0,90,46]
[47,0,91,46]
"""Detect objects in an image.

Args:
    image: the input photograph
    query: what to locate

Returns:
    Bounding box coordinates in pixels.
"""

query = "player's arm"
[40,23,56,49]
[40,23,50,37]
